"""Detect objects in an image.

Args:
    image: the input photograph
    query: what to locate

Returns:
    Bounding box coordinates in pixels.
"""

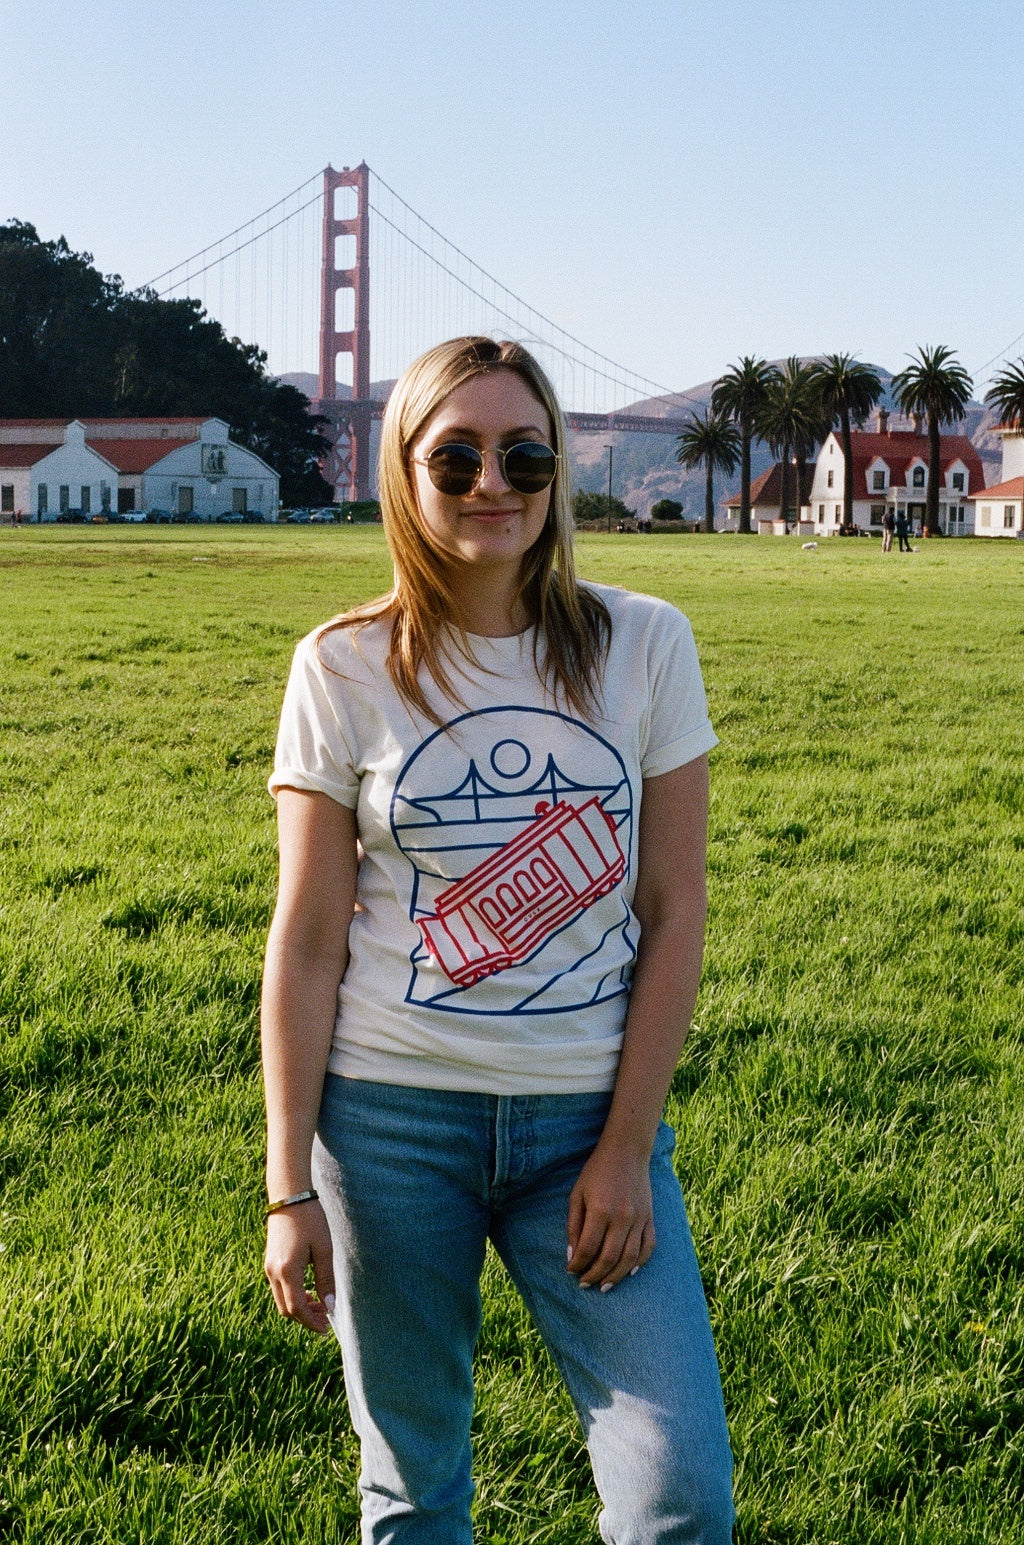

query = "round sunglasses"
[412,441,559,497]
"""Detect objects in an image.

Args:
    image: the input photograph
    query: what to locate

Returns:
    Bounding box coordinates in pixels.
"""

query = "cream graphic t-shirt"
[270,584,717,1095]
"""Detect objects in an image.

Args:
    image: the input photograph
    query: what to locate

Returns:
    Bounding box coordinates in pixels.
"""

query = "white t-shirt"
[269,583,717,1095]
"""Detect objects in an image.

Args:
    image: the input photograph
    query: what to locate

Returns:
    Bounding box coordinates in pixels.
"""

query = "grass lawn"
[1,526,1022,1543]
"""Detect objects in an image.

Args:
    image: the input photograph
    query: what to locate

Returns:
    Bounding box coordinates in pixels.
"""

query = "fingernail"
[629,1267,639,1277]
[601,1282,613,1293]
[566,1245,574,1263]
[579,1280,591,1290]
[325,1294,336,1314]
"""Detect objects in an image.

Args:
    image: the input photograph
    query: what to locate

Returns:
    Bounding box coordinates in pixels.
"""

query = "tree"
[572,489,635,527]
[650,498,683,521]
[0,219,332,506]
[711,357,778,534]
[675,409,740,533]
[984,358,1024,431]
[891,345,973,537]
[758,358,823,528]
[809,353,883,532]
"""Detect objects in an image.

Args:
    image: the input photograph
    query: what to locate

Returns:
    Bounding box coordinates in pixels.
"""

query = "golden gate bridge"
[141,163,703,502]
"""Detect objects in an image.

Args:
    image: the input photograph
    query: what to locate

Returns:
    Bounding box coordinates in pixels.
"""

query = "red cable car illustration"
[418,797,626,988]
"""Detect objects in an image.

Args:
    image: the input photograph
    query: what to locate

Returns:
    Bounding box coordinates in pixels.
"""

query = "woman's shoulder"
[579,581,694,643]
[292,612,393,686]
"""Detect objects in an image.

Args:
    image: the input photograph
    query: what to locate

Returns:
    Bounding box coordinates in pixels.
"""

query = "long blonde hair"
[320,336,610,721]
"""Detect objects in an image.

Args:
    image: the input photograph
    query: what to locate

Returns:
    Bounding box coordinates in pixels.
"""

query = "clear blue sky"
[3,0,1021,395]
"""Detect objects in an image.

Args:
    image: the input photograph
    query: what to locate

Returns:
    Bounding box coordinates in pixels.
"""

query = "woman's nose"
[475,449,512,495]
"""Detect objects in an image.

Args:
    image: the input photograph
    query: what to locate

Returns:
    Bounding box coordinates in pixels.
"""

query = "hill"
[279,365,1003,516]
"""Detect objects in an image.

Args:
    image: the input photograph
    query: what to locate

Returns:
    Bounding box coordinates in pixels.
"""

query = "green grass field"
[1,526,1022,1544]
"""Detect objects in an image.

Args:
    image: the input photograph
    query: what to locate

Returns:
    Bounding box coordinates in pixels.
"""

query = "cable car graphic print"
[418,796,626,987]
[390,705,637,1017]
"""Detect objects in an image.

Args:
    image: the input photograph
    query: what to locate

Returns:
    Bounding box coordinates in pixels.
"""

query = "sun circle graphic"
[489,739,531,779]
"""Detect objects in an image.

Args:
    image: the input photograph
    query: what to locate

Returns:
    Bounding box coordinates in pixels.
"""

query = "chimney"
[911,412,924,435]
[874,408,889,434]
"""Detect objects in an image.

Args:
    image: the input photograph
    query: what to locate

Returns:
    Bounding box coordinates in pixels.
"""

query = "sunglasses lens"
[426,444,482,495]
[504,443,558,494]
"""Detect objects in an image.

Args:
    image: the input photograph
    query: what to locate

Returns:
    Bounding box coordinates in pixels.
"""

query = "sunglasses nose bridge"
[474,445,513,494]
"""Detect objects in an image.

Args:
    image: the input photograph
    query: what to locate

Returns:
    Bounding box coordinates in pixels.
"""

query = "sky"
[3,0,1023,399]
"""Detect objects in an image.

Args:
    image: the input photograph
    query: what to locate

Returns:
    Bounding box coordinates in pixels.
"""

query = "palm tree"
[711,357,778,533]
[891,345,973,537]
[984,359,1024,430]
[675,409,740,533]
[809,354,884,533]
[758,358,823,529]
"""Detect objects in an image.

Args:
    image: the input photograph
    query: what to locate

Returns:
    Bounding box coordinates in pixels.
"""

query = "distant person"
[882,509,895,552]
[896,510,911,552]
[262,336,734,1543]
[637,508,653,534]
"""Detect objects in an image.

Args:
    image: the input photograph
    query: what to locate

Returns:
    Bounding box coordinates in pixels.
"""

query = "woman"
[262,337,734,1544]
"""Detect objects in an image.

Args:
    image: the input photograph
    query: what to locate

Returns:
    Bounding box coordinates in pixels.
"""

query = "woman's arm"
[567,754,709,1291]
[262,787,358,1333]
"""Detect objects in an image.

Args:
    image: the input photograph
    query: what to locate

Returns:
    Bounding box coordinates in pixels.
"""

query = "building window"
[0,484,13,513]
[818,503,824,520]
[952,472,964,491]
[118,487,136,514]
[912,467,925,488]
[980,506,991,528]
[872,470,885,491]
[232,486,247,513]
[827,469,834,488]
[1004,505,1016,529]
[38,484,48,516]
[80,486,91,514]
[101,481,111,511]
[835,504,841,520]
[178,485,194,515]
[870,504,885,525]
[60,485,70,512]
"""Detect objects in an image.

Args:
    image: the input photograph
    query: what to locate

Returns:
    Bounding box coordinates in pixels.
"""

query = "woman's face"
[408,369,554,576]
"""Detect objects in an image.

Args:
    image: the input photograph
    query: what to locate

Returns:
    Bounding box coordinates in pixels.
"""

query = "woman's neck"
[451,562,529,637]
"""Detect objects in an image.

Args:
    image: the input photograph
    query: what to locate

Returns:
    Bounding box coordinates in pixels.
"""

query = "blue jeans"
[313,1077,734,1545]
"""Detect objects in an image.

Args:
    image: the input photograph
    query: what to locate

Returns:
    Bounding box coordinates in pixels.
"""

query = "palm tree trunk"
[739,413,752,534]
[778,443,791,532]
[704,457,713,534]
[841,409,854,532]
[926,412,942,536]
[796,450,808,529]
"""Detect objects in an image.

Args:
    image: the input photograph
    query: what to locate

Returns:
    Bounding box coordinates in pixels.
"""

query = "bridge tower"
[316,163,374,502]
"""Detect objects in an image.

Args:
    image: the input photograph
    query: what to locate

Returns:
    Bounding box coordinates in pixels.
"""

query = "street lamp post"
[604,444,614,533]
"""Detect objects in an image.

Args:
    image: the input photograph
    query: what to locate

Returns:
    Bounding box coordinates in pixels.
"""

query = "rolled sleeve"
[268,634,360,808]
[640,609,718,779]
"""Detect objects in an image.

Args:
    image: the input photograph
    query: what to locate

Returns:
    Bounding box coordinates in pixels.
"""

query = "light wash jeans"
[313,1076,734,1545]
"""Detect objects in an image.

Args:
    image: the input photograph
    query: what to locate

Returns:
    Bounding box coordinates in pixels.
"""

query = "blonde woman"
[262,337,733,1543]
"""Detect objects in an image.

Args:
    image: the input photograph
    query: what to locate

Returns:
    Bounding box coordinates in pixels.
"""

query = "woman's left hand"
[566,1140,655,1291]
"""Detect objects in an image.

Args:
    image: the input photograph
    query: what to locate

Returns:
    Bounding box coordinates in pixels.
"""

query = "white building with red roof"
[0,416,278,522]
[805,410,985,536]
[969,427,1024,538]
[720,462,816,532]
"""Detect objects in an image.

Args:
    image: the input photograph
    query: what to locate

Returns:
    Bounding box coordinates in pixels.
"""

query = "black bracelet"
[266,1188,319,1217]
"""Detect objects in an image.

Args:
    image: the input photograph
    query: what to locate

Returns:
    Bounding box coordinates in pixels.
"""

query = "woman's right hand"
[264,1199,337,1335]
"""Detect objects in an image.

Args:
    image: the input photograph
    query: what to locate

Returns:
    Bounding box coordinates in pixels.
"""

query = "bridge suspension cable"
[135,163,706,419]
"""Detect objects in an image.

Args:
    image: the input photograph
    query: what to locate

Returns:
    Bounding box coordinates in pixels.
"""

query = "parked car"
[144,509,173,523]
[309,508,337,523]
[216,511,244,523]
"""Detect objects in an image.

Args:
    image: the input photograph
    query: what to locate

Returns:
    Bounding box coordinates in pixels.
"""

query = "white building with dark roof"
[0,417,278,521]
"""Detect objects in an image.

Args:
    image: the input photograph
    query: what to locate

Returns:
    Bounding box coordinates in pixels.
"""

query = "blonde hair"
[320,336,610,721]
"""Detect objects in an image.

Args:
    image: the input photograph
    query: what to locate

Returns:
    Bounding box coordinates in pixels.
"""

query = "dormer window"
[912,467,925,488]
[872,470,885,491]
[952,472,964,491]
